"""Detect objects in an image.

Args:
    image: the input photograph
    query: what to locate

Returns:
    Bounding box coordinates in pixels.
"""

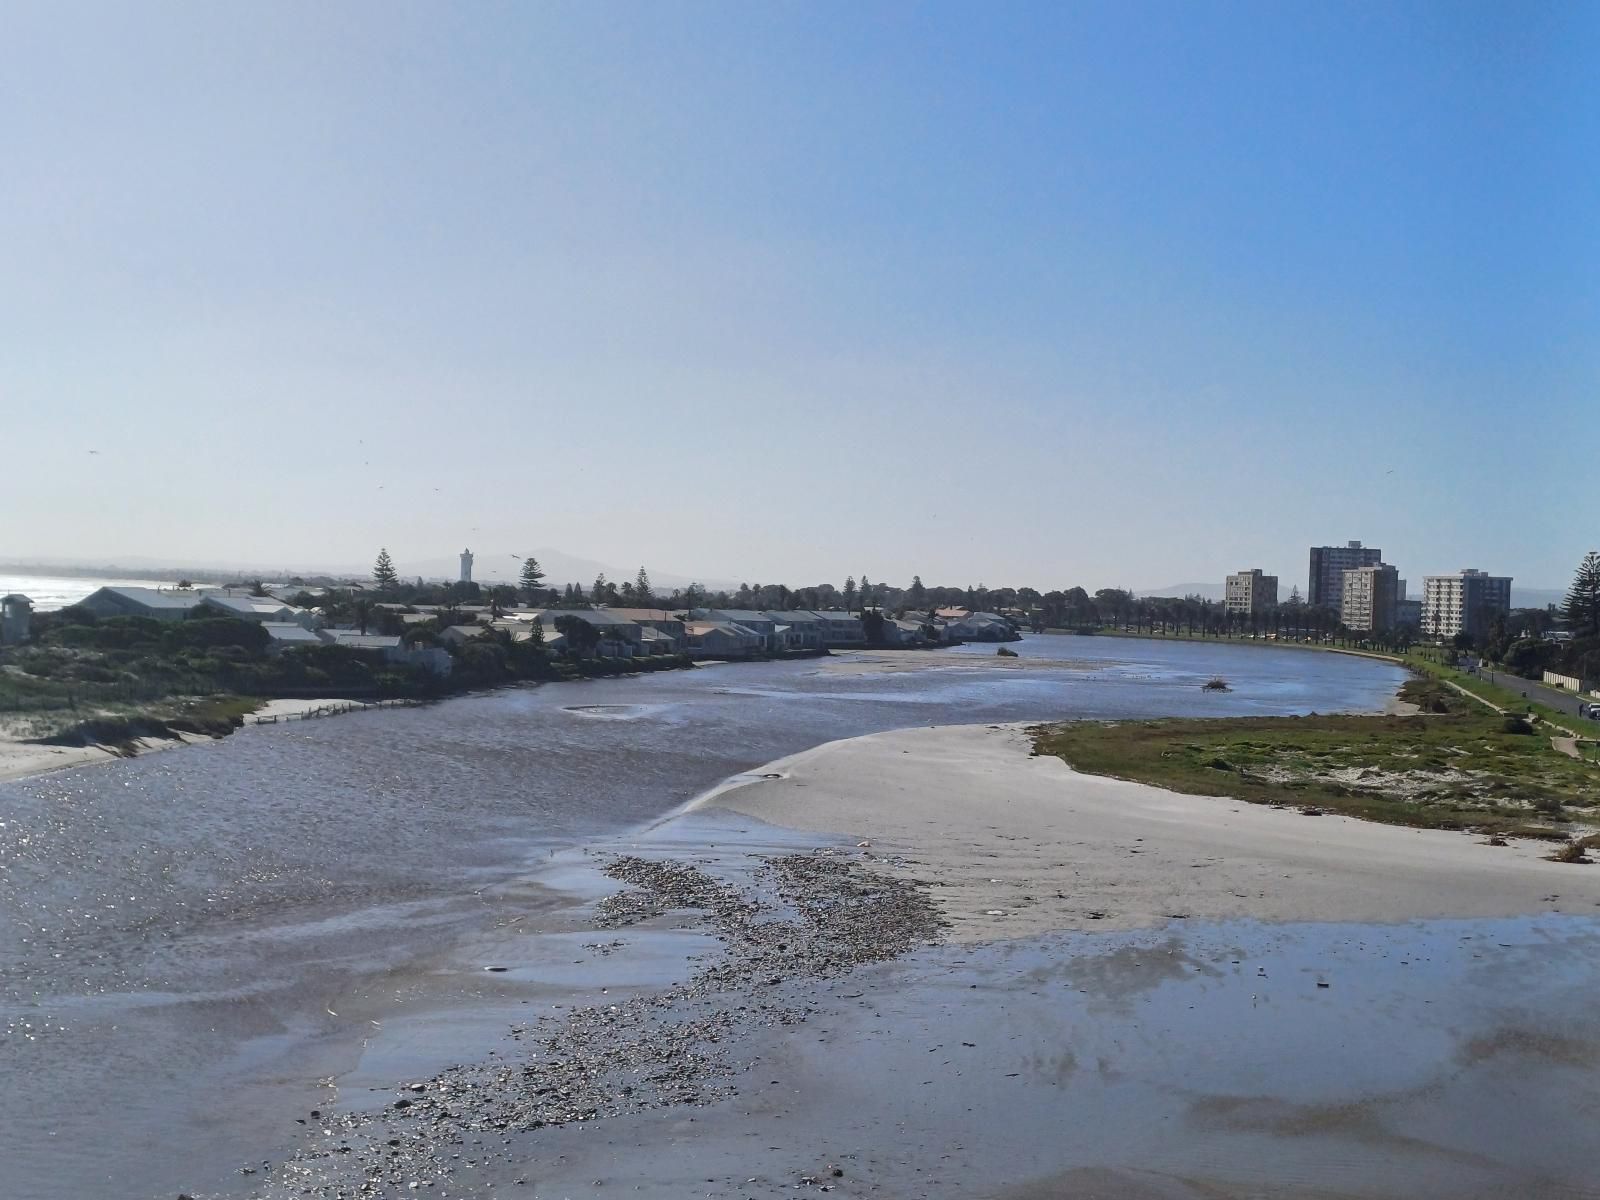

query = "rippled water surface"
[0,638,1405,1198]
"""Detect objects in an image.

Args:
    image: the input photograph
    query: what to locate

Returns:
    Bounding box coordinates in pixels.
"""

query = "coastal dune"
[694,722,1600,940]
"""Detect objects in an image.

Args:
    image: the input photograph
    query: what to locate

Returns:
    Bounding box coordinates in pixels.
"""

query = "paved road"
[1467,658,1598,722]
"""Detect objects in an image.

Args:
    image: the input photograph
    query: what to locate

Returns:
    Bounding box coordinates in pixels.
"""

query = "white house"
[813,611,867,647]
[884,619,928,647]
[604,609,688,652]
[946,612,1016,641]
[696,610,778,651]
[684,620,762,658]
[201,592,319,629]
[261,622,323,652]
[314,629,451,675]
[530,609,645,654]
[759,611,826,650]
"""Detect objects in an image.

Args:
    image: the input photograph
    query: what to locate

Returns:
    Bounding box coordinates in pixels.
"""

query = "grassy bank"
[1400,651,1600,738]
[1032,679,1597,840]
[4,693,263,750]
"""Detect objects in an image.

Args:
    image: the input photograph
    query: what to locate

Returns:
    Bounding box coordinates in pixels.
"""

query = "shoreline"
[691,722,1600,940]
[0,695,382,784]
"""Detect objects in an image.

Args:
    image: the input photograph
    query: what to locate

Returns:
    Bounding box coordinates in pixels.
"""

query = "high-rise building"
[1308,540,1383,616]
[459,548,474,584]
[1341,564,1400,632]
[1224,569,1278,615]
[1421,569,1512,641]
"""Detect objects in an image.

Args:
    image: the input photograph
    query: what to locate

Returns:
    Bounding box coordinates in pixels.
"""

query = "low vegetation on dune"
[1032,678,1598,840]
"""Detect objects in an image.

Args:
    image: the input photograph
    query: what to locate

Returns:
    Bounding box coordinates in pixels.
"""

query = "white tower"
[459,548,474,584]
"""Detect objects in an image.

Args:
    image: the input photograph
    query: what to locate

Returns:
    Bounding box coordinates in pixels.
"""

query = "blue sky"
[2,2,1594,591]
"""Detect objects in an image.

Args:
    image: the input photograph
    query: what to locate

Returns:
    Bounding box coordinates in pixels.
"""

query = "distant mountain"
[396,549,735,592]
[1512,587,1564,610]
[1,550,737,593]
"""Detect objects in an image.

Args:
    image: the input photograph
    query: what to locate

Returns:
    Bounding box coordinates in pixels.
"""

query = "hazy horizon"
[4,4,1592,591]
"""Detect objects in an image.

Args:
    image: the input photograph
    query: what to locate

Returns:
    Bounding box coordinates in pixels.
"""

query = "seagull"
[88,449,100,455]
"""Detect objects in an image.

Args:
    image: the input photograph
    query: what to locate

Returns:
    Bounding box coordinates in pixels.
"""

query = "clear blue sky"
[3,2,1594,591]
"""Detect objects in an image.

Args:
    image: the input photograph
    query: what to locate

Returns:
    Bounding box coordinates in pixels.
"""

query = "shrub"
[1502,715,1534,735]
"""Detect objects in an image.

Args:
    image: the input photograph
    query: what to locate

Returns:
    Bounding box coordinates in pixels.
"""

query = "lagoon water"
[0,638,1421,1197]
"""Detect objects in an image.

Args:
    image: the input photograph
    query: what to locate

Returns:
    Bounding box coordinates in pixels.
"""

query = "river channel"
[1,637,1406,1198]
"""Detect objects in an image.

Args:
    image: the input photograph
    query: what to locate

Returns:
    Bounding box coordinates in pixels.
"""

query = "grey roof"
[91,586,203,610]
[322,631,402,649]
[761,610,824,622]
[203,594,300,617]
[536,609,640,627]
[707,609,774,623]
[262,622,322,643]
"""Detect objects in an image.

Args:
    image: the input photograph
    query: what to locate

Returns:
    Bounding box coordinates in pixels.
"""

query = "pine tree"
[859,575,873,609]
[593,574,607,605]
[842,576,856,609]
[518,556,545,605]
[529,616,546,649]
[1564,550,1600,636]
[372,548,399,592]
[908,575,926,609]
[635,567,653,607]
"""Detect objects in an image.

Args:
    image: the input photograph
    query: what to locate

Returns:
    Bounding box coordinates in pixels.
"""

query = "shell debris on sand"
[233,851,946,1198]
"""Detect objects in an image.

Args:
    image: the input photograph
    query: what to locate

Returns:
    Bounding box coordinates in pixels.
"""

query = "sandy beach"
[0,696,368,784]
[0,725,215,782]
[695,722,1600,939]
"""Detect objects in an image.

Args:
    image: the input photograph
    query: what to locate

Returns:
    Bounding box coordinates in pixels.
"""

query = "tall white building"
[459,548,474,584]
[1308,540,1382,616]
[1421,569,1512,641]
[1341,564,1400,633]
[1224,569,1278,615]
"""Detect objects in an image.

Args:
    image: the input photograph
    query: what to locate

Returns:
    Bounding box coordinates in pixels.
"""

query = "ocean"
[0,572,177,611]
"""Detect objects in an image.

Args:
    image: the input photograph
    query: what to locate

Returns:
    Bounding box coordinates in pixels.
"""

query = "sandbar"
[695,722,1600,941]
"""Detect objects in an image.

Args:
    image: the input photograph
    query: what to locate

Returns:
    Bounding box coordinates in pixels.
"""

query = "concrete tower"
[459,548,474,584]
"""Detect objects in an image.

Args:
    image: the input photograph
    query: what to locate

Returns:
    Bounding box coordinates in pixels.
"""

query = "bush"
[1502,715,1534,735]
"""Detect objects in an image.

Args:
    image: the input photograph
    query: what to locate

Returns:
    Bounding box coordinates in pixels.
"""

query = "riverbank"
[693,722,1600,940]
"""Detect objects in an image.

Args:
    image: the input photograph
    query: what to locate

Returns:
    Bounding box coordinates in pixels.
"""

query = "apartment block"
[1224,569,1278,615]
[1340,564,1400,633]
[1308,541,1383,616]
[1421,569,1512,641]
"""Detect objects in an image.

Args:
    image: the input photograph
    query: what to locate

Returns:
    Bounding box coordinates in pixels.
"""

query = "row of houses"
[79,585,323,627]
[74,587,1018,667]
[75,586,452,674]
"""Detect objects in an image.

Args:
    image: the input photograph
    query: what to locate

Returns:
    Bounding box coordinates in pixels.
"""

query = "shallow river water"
[0,637,1469,1198]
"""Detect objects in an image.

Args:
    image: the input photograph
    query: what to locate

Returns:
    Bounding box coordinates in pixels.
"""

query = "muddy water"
[0,641,1406,1199]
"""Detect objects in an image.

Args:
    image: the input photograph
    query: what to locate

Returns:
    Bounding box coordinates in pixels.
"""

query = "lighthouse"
[459,548,474,584]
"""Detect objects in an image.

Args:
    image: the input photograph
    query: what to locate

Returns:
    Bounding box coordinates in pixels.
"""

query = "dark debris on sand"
[221,850,945,1199]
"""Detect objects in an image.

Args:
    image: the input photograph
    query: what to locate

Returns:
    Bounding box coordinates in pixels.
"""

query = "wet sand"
[0,726,211,781]
[234,815,1600,1200]
[694,723,1600,940]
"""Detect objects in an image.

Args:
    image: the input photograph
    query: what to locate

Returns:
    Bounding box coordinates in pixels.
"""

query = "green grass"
[1032,679,1598,839]
[1400,652,1600,739]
